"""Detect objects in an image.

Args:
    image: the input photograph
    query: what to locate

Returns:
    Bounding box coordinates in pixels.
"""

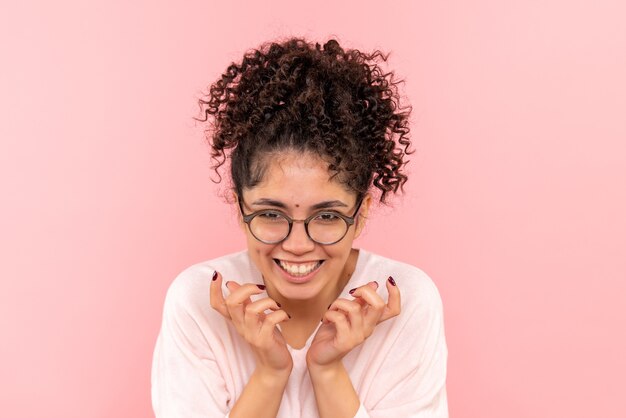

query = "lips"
[274,259,324,276]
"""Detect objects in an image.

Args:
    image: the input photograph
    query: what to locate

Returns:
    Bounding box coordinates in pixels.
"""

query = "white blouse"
[151,248,448,417]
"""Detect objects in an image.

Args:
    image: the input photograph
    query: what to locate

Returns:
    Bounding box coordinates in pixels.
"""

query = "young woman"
[151,37,448,418]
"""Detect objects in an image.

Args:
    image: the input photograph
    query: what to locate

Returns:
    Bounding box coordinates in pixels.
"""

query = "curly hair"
[195,36,414,204]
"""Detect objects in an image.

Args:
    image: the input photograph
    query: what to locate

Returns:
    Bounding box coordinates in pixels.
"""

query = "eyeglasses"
[237,197,364,245]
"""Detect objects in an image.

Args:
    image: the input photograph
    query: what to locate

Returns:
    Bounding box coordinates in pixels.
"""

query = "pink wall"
[1,1,625,417]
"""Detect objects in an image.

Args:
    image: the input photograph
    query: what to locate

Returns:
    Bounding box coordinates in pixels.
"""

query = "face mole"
[295,204,300,208]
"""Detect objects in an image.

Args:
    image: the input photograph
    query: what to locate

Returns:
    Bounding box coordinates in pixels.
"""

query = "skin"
[209,151,401,418]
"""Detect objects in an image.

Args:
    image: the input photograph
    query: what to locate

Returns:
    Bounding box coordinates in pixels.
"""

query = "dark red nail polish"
[212,271,218,281]
[276,302,281,308]
[349,288,356,294]
[257,284,266,290]
[388,276,396,286]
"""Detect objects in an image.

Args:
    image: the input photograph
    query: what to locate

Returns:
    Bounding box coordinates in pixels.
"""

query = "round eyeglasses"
[237,197,364,245]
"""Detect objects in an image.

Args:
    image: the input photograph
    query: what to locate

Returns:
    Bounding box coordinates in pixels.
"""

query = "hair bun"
[196,36,414,204]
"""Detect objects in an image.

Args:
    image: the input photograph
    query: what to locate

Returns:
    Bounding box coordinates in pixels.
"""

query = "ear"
[353,193,372,239]
[231,190,246,231]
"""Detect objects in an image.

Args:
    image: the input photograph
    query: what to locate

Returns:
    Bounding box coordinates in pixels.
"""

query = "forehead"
[244,153,354,202]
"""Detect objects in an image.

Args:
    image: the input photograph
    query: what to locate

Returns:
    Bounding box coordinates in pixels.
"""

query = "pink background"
[1,1,625,417]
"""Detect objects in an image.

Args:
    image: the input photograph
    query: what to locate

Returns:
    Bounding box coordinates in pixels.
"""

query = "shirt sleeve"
[151,274,231,418]
[354,279,449,418]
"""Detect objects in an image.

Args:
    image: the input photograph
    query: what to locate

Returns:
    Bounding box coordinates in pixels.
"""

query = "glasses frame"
[237,196,364,245]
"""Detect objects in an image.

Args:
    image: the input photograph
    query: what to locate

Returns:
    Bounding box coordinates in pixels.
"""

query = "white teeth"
[277,260,321,276]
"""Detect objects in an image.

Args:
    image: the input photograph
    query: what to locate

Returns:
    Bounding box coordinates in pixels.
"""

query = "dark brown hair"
[195,36,414,204]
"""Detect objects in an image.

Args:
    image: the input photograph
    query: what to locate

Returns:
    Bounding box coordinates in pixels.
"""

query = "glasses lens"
[308,213,349,244]
[249,212,290,243]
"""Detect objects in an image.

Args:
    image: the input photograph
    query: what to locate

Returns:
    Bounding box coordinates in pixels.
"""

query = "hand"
[210,271,293,375]
[306,277,401,369]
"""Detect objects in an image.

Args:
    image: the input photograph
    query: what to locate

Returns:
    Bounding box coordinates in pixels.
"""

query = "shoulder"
[355,250,448,368]
[162,250,259,323]
[358,249,444,317]
[167,249,258,297]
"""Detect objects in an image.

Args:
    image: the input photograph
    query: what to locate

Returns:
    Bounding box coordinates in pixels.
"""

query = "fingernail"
[212,271,218,281]
[276,302,282,308]
[226,281,232,287]
[388,276,396,286]
[257,284,266,290]
[349,288,356,294]
[373,281,379,288]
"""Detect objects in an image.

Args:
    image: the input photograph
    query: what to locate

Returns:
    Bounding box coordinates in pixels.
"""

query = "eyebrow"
[251,198,349,210]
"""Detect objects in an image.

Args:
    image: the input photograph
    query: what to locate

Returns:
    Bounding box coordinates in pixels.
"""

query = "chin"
[276,287,319,300]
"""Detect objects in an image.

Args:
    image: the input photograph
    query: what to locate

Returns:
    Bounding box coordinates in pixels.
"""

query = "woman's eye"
[315,213,341,222]
[260,213,277,218]
[258,212,284,220]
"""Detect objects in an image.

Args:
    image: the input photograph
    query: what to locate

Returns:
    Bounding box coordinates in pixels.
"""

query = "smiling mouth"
[273,259,324,276]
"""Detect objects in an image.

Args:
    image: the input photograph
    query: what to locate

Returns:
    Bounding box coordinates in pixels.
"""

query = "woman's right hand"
[210,270,293,376]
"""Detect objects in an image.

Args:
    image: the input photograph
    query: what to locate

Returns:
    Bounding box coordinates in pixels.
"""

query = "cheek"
[325,241,351,260]
[249,241,274,259]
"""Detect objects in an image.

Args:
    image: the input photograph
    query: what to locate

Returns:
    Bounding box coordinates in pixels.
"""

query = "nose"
[281,220,315,254]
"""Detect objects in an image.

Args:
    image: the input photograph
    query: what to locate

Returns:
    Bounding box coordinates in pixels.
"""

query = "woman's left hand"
[306,276,401,369]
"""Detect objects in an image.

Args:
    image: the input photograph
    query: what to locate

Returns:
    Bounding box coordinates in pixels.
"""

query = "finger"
[259,310,291,347]
[348,281,381,306]
[330,298,363,332]
[209,270,230,318]
[244,297,282,333]
[379,276,401,323]
[350,281,386,327]
[349,281,379,307]
[225,282,266,304]
[224,282,266,325]
[323,310,351,346]
[245,297,282,315]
